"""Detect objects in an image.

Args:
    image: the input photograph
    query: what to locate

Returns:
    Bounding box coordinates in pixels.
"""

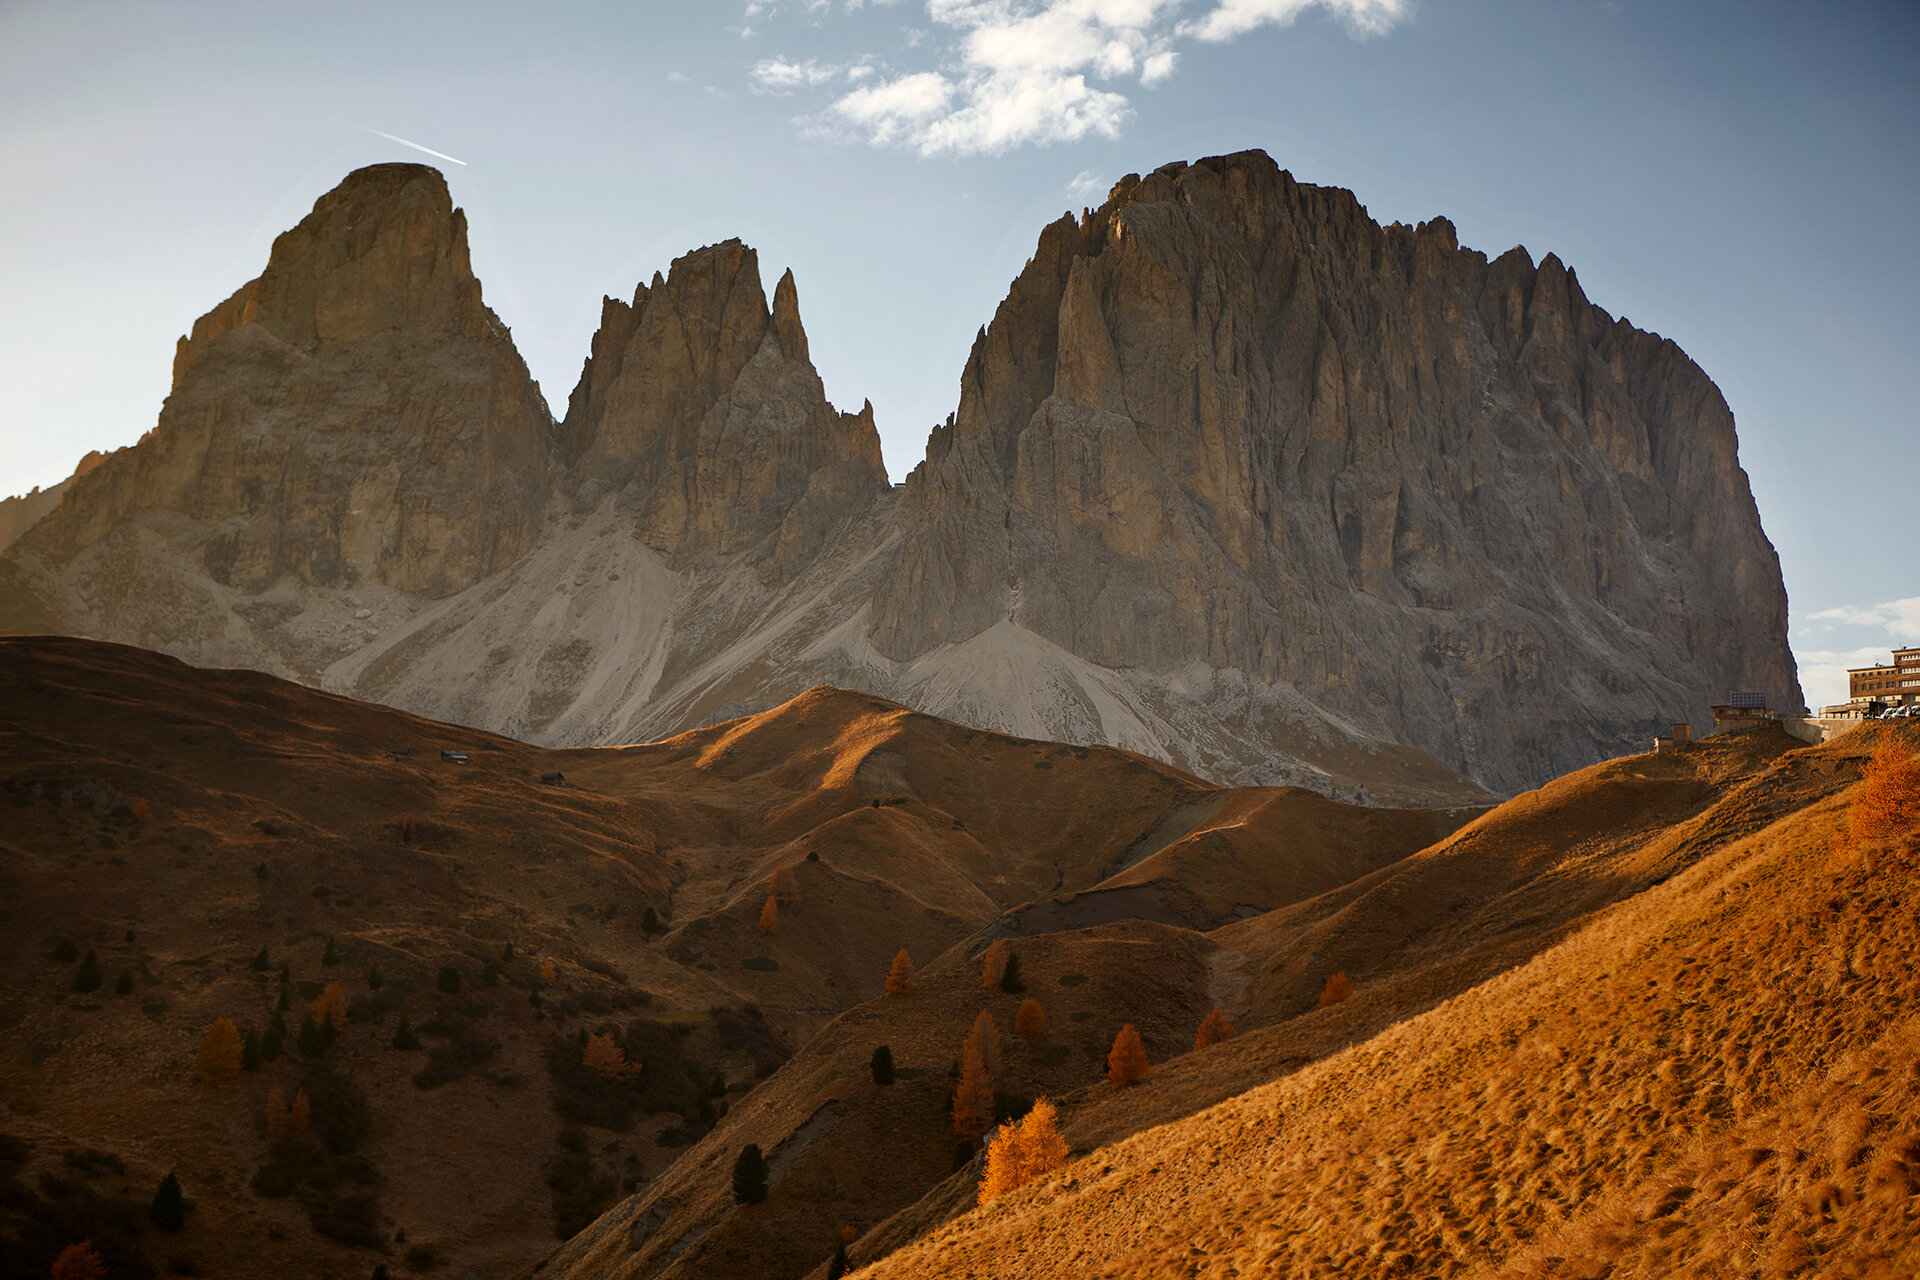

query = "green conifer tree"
[250,946,271,972]
[73,949,102,993]
[114,969,134,996]
[149,1171,185,1232]
[242,1027,261,1071]
[870,1045,896,1086]
[391,1014,421,1051]
[367,964,384,990]
[999,953,1026,993]
[730,1144,768,1205]
[322,937,339,966]
[297,1012,327,1058]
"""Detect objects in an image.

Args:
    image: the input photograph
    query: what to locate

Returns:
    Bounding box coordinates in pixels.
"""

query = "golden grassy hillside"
[0,636,1465,1280]
[855,723,1920,1279]
[538,719,1874,1280]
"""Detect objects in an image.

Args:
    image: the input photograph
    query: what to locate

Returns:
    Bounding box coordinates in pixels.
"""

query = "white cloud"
[667,71,691,83]
[1793,595,1920,709]
[827,71,958,145]
[1795,644,1894,711]
[1807,596,1920,643]
[750,56,847,93]
[1066,169,1105,200]
[1185,0,1409,41]
[769,0,1408,156]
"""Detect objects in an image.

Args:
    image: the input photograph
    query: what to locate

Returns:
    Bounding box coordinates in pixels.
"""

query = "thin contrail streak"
[359,127,468,166]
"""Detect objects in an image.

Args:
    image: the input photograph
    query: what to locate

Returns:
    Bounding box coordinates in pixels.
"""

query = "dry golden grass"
[860,726,1920,1279]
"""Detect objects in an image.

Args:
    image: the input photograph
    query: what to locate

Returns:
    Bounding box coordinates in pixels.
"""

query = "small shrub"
[113,969,134,996]
[436,966,462,994]
[54,938,80,963]
[309,1192,382,1247]
[411,1017,498,1090]
[403,1244,445,1271]
[1195,1007,1233,1050]
[366,964,384,990]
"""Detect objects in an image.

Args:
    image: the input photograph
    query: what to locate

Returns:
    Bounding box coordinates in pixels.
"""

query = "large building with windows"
[1846,647,1920,708]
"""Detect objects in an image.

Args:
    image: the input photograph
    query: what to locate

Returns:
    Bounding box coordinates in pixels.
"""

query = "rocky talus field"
[3,636,1913,1280]
[0,151,1798,800]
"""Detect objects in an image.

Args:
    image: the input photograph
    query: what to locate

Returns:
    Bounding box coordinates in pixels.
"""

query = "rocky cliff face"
[0,451,101,553]
[2,164,555,670]
[861,154,1798,792]
[560,240,888,562]
[0,152,1799,799]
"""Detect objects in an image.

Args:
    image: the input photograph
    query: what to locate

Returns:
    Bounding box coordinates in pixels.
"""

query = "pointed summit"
[561,243,885,558]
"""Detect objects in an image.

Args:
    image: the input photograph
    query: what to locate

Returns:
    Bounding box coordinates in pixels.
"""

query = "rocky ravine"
[0,153,1799,800]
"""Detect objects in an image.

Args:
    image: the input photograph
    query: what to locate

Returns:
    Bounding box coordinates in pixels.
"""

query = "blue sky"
[1,0,1914,708]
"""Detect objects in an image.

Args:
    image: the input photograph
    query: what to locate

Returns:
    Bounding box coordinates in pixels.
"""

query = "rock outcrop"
[862,155,1798,793]
[0,152,1800,799]
[560,241,888,562]
[1,163,554,671]
[0,450,101,552]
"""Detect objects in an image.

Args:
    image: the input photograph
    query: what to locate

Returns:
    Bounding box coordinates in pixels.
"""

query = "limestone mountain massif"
[0,152,1801,798]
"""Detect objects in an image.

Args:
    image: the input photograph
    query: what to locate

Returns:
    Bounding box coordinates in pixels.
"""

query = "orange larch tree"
[757,893,779,935]
[583,1031,642,1080]
[979,1095,1069,1204]
[980,938,1009,989]
[1851,738,1920,842]
[288,1087,311,1135]
[885,948,915,997]
[1107,1023,1149,1087]
[541,958,558,986]
[50,1242,107,1280]
[966,1008,1002,1081]
[1195,1007,1233,1050]
[1013,997,1046,1039]
[196,1017,244,1086]
[1319,972,1353,1008]
[312,982,348,1031]
[952,1039,994,1143]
